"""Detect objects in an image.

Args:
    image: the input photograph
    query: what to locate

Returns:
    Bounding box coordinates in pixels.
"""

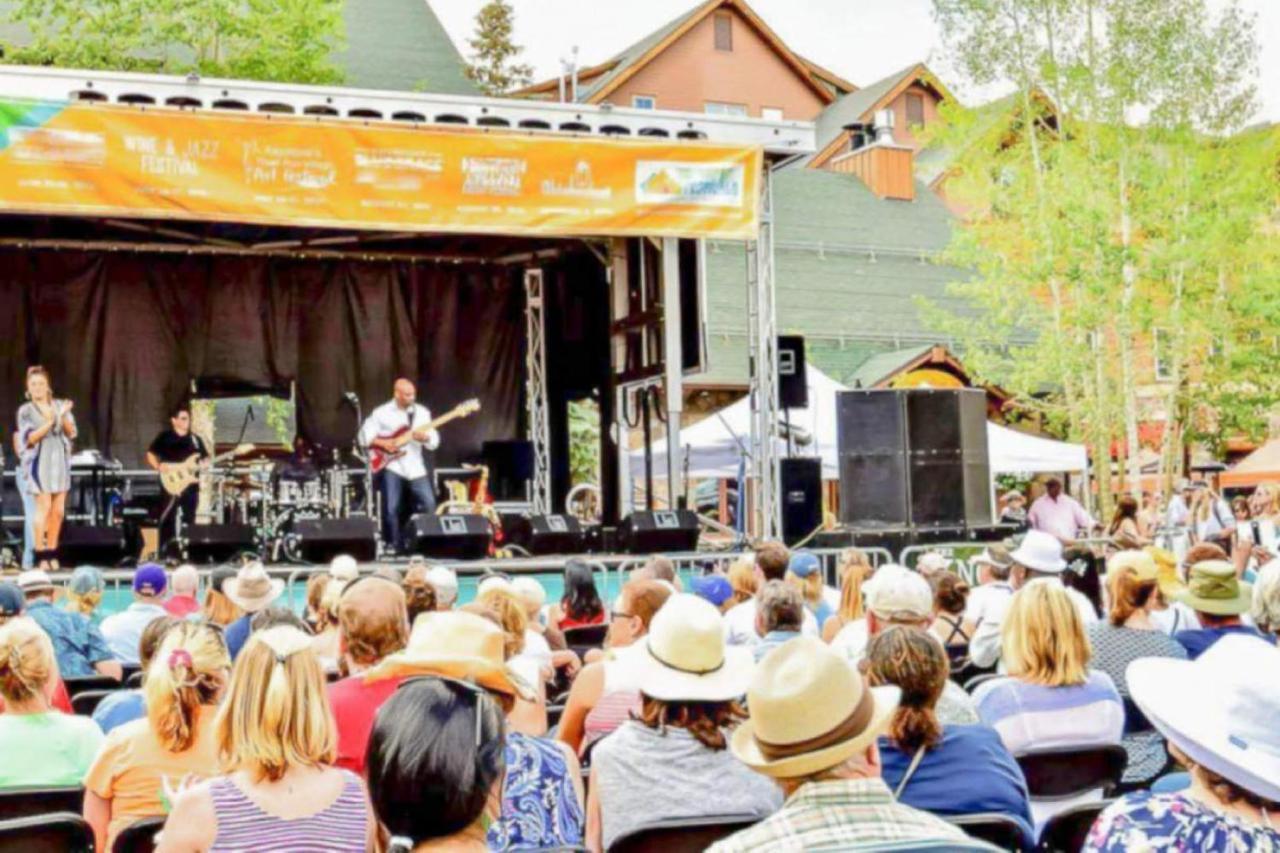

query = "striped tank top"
[209,769,368,852]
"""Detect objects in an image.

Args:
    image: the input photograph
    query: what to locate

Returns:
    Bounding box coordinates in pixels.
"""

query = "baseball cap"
[133,563,168,596]
[787,551,821,580]
[0,582,23,617]
[691,574,733,608]
[863,564,932,621]
[68,566,105,597]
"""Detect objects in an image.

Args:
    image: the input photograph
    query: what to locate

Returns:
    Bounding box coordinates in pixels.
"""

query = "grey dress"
[17,401,73,494]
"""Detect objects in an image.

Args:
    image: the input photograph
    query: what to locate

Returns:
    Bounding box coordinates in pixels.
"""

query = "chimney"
[828,107,915,201]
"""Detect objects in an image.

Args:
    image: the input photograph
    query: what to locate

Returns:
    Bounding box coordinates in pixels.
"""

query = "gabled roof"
[846,344,936,387]
[513,0,840,104]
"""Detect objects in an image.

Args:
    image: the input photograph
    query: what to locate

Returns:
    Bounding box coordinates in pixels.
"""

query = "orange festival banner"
[0,100,763,240]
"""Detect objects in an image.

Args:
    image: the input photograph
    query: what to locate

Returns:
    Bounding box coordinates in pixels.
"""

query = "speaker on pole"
[777,335,808,409]
[780,458,823,546]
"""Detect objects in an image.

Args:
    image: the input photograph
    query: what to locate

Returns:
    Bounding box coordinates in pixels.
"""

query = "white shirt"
[969,580,1097,669]
[830,617,869,660]
[963,582,1015,628]
[1165,494,1189,528]
[723,598,818,646]
[1196,498,1235,541]
[358,400,440,481]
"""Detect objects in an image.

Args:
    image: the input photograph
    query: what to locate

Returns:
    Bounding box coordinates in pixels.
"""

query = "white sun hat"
[1128,633,1280,804]
[631,593,753,703]
[1009,530,1067,573]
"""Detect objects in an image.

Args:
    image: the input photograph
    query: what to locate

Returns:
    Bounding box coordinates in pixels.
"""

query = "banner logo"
[635,161,744,207]
[462,156,526,196]
[541,160,612,200]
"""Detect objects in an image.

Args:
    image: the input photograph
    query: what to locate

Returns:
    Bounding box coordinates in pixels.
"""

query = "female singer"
[16,366,75,569]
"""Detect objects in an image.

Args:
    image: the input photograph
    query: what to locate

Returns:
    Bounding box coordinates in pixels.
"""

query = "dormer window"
[714,12,733,51]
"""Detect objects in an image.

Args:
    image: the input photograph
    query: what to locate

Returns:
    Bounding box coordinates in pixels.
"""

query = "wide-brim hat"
[1177,560,1251,616]
[1009,530,1067,573]
[731,636,900,778]
[365,610,534,701]
[632,593,754,702]
[1144,546,1185,598]
[1129,634,1280,803]
[16,569,54,593]
[223,563,285,613]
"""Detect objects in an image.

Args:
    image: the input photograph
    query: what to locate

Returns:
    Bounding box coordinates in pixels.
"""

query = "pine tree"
[464,0,533,96]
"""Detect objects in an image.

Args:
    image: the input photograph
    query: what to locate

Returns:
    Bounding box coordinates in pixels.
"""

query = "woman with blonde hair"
[310,579,343,671]
[84,622,231,851]
[725,555,759,610]
[303,573,331,634]
[202,566,243,627]
[0,617,103,787]
[16,366,76,569]
[64,565,106,624]
[822,548,873,642]
[157,626,373,852]
[973,579,1124,829]
[471,587,548,736]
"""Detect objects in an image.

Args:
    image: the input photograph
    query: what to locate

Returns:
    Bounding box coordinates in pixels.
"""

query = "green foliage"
[464,0,533,96]
[568,400,600,488]
[2,0,345,84]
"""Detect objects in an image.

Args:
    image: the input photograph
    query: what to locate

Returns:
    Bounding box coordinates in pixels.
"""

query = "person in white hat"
[17,568,121,680]
[968,530,1098,669]
[221,562,285,660]
[709,637,971,852]
[1084,635,1280,851]
[588,594,780,851]
[329,554,359,583]
[424,565,458,610]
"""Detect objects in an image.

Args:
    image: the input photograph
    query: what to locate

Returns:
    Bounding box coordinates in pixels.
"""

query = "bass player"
[359,378,439,553]
[146,403,208,551]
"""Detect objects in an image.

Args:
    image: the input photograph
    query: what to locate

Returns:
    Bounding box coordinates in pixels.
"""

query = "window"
[714,12,733,51]
[1153,328,1174,381]
[761,107,784,121]
[906,92,925,127]
[632,95,656,110]
[705,101,748,117]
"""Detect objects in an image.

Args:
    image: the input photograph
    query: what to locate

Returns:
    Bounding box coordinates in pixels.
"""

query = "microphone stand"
[346,393,380,553]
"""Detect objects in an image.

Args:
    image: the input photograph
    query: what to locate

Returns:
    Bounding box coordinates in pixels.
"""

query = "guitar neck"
[427,409,468,430]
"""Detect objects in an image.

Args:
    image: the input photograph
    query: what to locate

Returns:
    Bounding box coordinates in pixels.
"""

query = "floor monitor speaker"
[293,517,377,563]
[617,509,700,554]
[507,514,587,555]
[58,524,130,568]
[406,513,493,560]
[186,524,257,564]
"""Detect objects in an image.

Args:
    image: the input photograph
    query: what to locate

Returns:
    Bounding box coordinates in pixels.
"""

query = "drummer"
[274,436,320,483]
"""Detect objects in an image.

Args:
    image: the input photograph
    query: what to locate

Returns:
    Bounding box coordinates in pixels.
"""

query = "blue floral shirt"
[25,600,115,677]
[487,731,584,851]
[1085,791,1280,852]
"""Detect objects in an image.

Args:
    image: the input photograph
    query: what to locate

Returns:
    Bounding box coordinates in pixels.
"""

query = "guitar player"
[359,378,440,553]
[146,403,208,551]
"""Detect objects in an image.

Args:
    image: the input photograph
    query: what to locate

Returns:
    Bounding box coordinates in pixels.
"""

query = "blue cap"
[0,582,22,618]
[68,566,105,597]
[788,551,821,579]
[691,574,733,607]
[133,563,168,597]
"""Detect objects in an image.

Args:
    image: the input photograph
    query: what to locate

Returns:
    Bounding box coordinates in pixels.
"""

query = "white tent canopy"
[629,365,1088,479]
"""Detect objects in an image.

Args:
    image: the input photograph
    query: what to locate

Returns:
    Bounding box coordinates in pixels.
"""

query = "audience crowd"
[0,510,1277,852]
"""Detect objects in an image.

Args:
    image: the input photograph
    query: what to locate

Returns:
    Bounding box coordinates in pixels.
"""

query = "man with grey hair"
[424,564,458,610]
[752,581,804,662]
[163,564,201,618]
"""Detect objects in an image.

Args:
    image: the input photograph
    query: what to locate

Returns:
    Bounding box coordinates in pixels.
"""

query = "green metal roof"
[845,344,934,387]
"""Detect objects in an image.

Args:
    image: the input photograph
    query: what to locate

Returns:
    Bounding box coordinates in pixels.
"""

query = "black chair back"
[126,671,145,689]
[608,813,760,852]
[71,688,117,717]
[0,812,93,853]
[948,812,1031,851]
[0,787,85,821]
[1016,746,1127,799]
[963,672,1002,694]
[951,660,995,688]
[1122,695,1152,735]
[62,675,120,697]
[113,815,165,853]
[1039,800,1113,853]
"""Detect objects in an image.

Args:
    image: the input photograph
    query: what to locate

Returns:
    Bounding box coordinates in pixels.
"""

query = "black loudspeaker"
[482,440,534,501]
[780,458,823,546]
[407,513,493,560]
[837,388,991,529]
[58,525,130,567]
[617,509,700,554]
[186,524,258,564]
[294,517,377,563]
[777,335,808,409]
[837,391,910,527]
[507,514,587,555]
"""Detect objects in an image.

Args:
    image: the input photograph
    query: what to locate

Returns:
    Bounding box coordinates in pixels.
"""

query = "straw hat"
[1106,550,1159,583]
[631,594,753,703]
[1177,560,1251,616]
[16,569,54,594]
[223,562,285,613]
[972,545,1013,571]
[1144,546,1185,598]
[1009,530,1067,573]
[365,610,534,701]
[731,637,900,778]
[1129,634,1280,803]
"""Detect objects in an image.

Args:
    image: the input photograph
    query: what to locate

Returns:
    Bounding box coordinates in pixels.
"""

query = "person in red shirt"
[163,565,202,618]
[326,576,409,774]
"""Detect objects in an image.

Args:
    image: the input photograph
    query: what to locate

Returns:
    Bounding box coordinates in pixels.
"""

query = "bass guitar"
[160,443,255,496]
[369,399,480,474]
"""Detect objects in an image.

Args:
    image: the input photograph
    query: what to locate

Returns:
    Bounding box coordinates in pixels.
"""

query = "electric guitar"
[369,399,480,474]
[159,443,255,496]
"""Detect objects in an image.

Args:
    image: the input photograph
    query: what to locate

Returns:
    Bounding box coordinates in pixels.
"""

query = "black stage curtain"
[0,248,523,468]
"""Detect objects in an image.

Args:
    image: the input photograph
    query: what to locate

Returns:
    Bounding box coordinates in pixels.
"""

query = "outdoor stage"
[0,65,808,566]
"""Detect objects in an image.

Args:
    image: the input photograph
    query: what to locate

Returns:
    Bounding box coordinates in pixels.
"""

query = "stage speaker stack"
[777,335,808,409]
[617,509,700,554]
[779,458,823,546]
[507,514,587,555]
[186,524,258,564]
[293,518,377,563]
[58,525,130,568]
[837,388,991,530]
[407,514,493,560]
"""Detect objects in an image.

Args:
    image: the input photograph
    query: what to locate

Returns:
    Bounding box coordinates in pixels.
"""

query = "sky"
[432,0,1280,124]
